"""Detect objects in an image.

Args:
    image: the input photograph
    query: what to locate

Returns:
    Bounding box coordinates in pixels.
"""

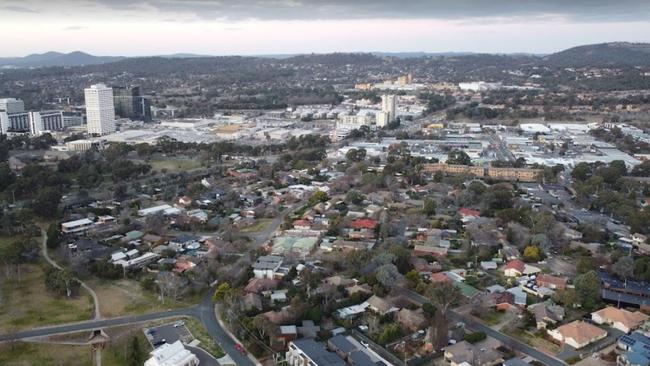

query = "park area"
[149,157,203,173]
[0,263,94,333]
[88,278,202,318]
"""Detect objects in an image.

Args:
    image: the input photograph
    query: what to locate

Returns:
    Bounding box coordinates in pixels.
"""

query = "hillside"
[544,42,650,67]
[0,51,125,68]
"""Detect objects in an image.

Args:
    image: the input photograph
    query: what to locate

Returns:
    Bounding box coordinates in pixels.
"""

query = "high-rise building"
[84,84,116,135]
[29,111,64,134]
[0,98,29,134]
[376,111,389,128]
[381,94,397,123]
[113,85,151,122]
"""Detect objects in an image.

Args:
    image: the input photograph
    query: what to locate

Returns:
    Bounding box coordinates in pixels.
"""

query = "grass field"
[0,264,94,333]
[0,326,151,366]
[150,158,202,172]
[89,278,203,317]
[240,218,274,233]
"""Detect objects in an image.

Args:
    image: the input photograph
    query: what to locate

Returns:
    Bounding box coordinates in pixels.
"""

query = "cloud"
[89,0,650,22]
[61,25,86,31]
[2,5,39,13]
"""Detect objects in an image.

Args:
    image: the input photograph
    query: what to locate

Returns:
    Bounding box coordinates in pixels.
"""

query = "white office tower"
[84,84,116,135]
[29,111,64,135]
[381,94,397,123]
[376,111,389,127]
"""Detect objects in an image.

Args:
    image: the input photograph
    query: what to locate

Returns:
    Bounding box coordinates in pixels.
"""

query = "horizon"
[1,0,649,57]
[2,41,646,59]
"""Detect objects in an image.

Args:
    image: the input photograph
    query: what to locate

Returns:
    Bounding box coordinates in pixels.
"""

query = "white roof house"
[61,218,95,234]
[144,340,199,366]
[138,204,174,217]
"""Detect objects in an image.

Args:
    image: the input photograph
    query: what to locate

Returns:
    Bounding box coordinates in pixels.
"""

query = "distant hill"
[544,42,650,67]
[0,51,125,68]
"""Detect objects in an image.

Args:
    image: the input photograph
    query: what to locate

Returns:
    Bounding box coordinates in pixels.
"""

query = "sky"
[1,0,650,57]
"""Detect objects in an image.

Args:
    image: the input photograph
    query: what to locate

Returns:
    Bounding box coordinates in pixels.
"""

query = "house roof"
[459,208,481,217]
[504,259,526,273]
[593,306,649,329]
[555,321,607,345]
[366,295,396,314]
[537,274,568,288]
[244,278,278,294]
[290,339,346,366]
[350,218,378,230]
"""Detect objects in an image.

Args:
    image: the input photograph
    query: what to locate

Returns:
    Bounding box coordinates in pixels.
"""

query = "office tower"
[381,94,397,123]
[84,83,116,135]
[29,111,64,134]
[0,98,29,134]
[376,111,389,128]
[113,85,151,122]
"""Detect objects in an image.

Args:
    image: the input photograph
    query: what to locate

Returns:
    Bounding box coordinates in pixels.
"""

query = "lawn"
[185,318,225,358]
[150,158,202,173]
[0,264,94,333]
[505,328,561,354]
[240,218,274,234]
[482,311,505,325]
[89,278,203,317]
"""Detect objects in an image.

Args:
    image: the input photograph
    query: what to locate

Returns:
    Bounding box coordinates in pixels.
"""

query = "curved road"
[0,295,257,366]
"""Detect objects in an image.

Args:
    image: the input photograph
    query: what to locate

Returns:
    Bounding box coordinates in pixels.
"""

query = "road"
[396,288,567,366]
[0,294,257,366]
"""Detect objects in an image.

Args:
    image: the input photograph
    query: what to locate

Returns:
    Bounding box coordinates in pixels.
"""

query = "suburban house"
[347,218,378,240]
[144,341,199,366]
[547,320,607,349]
[459,208,481,222]
[366,295,399,316]
[536,274,568,290]
[61,218,95,235]
[252,255,284,279]
[503,259,540,277]
[444,340,503,366]
[531,303,565,329]
[592,306,649,333]
[286,339,346,366]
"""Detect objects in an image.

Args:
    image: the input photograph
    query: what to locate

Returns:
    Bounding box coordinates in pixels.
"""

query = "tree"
[426,282,462,348]
[44,268,79,297]
[46,223,62,249]
[345,148,367,163]
[423,197,436,217]
[128,336,145,366]
[613,256,634,281]
[523,245,541,262]
[574,270,601,310]
[345,190,365,205]
[376,264,400,289]
[406,269,421,288]
[308,190,328,206]
[114,183,128,201]
[446,150,471,165]
[212,282,234,303]
[33,188,61,218]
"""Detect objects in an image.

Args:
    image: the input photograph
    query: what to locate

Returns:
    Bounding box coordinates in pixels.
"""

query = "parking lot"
[144,321,219,366]
[145,321,193,347]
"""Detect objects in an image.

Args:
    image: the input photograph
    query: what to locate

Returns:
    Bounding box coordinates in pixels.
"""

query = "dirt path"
[41,230,102,320]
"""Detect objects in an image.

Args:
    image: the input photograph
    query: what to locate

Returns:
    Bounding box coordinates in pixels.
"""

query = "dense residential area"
[2,12,650,365]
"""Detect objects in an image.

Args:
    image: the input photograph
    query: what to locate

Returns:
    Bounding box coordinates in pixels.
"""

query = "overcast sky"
[1,0,649,57]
